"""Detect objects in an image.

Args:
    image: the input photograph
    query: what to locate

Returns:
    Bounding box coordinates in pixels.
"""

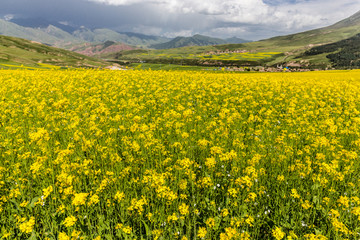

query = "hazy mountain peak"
[329,10,360,29]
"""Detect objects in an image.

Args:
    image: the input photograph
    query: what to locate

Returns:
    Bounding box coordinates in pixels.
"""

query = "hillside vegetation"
[150,35,228,49]
[304,34,360,68]
[69,41,136,57]
[0,35,107,69]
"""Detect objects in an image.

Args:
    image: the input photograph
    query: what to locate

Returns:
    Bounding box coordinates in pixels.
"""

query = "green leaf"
[142,220,151,237]
[104,234,112,240]
[9,200,21,212]
[311,183,321,191]
[29,197,40,208]
[28,232,37,240]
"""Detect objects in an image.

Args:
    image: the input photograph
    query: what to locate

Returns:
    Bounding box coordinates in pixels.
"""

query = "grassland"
[130,63,213,71]
[109,43,325,68]
[111,48,284,68]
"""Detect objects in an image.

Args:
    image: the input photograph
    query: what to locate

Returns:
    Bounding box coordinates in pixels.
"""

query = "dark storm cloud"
[0,0,158,28]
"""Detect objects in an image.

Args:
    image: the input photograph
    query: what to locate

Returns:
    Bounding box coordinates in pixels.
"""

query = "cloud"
[4,14,14,21]
[89,0,271,19]
[87,0,360,29]
[88,0,164,5]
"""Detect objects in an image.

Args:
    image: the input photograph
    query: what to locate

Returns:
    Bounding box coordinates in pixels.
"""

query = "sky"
[1,0,360,40]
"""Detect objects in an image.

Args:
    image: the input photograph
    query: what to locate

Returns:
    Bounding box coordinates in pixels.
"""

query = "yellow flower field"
[1,69,360,239]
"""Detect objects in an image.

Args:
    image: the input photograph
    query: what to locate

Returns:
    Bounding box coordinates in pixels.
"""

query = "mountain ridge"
[0,18,171,48]
[0,18,250,49]
[69,41,137,57]
[251,10,360,49]
[150,34,229,49]
[10,17,77,33]
[0,19,81,46]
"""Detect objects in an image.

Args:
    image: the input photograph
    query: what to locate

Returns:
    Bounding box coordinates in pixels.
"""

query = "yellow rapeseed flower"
[206,218,216,228]
[72,193,89,206]
[19,217,35,234]
[63,215,77,227]
[179,203,189,216]
[272,227,285,240]
[197,227,207,239]
[58,232,70,240]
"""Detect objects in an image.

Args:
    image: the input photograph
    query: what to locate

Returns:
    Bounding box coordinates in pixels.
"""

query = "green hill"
[72,28,128,43]
[244,10,360,52]
[150,34,228,49]
[0,35,107,69]
[304,33,360,68]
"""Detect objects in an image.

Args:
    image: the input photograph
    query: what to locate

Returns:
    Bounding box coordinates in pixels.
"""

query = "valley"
[1,10,360,70]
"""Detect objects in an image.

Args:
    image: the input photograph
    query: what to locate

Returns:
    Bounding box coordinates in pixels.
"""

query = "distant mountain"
[0,19,170,48]
[72,28,170,47]
[0,35,106,68]
[150,34,228,49]
[0,19,81,46]
[0,18,248,51]
[118,32,171,46]
[120,32,163,40]
[225,37,250,44]
[72,28,126,42]
[328,10,360,29]
[70,41,137,57]
[10,17,77,33]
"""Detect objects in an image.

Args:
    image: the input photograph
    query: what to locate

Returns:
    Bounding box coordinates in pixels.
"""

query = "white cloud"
[88,0,161,5]
[89,0,271,19]
[87,0,360,39]
[206,27,247,37]
[4,14,14,21]
[88,0,359,25]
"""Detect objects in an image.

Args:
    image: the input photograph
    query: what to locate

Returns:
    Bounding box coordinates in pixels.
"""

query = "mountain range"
[0,18,250,50]
[0,19,81,47]
[0,18,170,48]
[150,34,248,49]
